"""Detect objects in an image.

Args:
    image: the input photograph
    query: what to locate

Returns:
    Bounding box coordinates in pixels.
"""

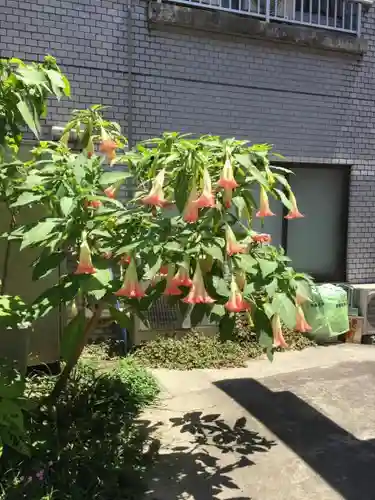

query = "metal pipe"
[127,0,134,149]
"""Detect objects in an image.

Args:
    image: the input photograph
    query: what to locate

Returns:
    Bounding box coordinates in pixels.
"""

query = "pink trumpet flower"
[272,314,288,348]
[172,265,192,287]
[183,184,199,223]
[142,169,166,207]
[256,187,275,217]
[225,278,251,313]
[285,191,304,219]
[194,169,216,208]
[114,259,145,298]
[226,226,247,256]
[183,264,215,304]
[164,265,183,296]
[74,238,96,275]
[252,233,272,244]
[218,158,239,190]
[296,305,312,332]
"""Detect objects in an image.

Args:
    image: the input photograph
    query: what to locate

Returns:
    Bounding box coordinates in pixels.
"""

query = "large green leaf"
[0,399,24,431]
[60,196,74,217]
[0,364,25,399]
[60,311,86,363]
[212,276,230,297]
[271,292,296,329]
[203,244,224,263]
[16,100,39,138]
[21,219,60,250]
[210,304,225,322]
[45,69,66,97]
[32,251,65,281]
[109,307,134,334]
[99,171,131,186]
[174,170,189,213]
[274,188,292,211]
[236,254,257,274]
[11,192,43,208]
[258,259,278,278]
[235,154,267,186]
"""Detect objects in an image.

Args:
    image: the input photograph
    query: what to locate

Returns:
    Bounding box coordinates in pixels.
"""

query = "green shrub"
[0,359,159,500]
[132,326,316,370]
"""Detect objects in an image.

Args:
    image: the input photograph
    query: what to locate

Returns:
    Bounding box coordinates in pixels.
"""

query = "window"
[252,165,349,282]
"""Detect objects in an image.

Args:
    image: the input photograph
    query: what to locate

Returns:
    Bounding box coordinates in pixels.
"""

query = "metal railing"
[167,0,362,35]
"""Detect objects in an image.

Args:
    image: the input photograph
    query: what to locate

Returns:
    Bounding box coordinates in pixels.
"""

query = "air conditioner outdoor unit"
[350,284,375,337]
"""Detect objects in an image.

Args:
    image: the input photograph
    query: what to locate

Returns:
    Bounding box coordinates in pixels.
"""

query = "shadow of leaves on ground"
[145,411,275,500]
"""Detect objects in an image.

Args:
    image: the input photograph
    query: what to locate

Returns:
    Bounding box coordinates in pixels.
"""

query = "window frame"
[276,163,350,283]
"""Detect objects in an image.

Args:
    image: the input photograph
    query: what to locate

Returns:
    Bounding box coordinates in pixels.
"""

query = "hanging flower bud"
[74,237,96,275]
[183,184,199,223]
[99,139,117,163]
[285,191,304,219]
[84,199,102,209]
[252,233,272,244]
[296,305,311,332]
[194,169,216,208]
[225,277,251,313]
[114,259,145,298]
[223,188,233,209]
[172,265,192,287]
[120,255,131,265]
[104,181,122,199]
[164,265,183,296]
[256,187,275,218]
[218,158,239,190]
[272,314,288,348]
[183,263,215,304]
[235,270,246,291]
[226,226,247,256]
[142,169,166,207]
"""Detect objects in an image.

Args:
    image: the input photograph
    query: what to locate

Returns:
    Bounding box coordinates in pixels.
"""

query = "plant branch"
[47,301,105,404]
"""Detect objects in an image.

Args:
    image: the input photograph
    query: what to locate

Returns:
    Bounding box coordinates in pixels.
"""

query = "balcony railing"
[165,0,362,35]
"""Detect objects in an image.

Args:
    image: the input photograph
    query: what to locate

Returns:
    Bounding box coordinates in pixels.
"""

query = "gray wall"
[1,0,375,282]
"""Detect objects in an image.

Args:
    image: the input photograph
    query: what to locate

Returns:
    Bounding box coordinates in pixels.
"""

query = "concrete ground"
[142,344,375,500]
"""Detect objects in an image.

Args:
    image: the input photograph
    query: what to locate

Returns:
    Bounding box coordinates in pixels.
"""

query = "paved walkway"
[142,344,375,500]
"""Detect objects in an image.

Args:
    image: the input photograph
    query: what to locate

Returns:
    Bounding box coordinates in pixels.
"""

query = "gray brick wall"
[1,0,375,282]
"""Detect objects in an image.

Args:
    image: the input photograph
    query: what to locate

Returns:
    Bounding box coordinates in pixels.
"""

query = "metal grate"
[164,0,361,35]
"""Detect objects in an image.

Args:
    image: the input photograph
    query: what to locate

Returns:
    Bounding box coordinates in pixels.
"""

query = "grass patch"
[0,359,159,500]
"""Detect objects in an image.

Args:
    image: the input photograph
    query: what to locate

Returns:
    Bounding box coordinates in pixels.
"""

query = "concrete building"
[0,0,374,285]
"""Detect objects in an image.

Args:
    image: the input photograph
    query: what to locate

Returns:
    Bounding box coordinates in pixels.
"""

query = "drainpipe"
[127,0,134,149]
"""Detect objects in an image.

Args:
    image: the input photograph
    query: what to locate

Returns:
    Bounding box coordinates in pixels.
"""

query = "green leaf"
[0,399,24,431]
[45,69,66,97]
[212,276,230,297]
[174,170,189,213]
[219,314,235,341]
[81,268,112,300]
[235,154,267,186]
[60,311,86,363]
[258,258,278,278]
[203,244,224,263]
[60,196,74,217]
[190,304,207,327]
[265,278,278,298]
[210,304,225,321]
[17,100,39,138]
[271,292,296,329]
[32,251,65,281]
[274,188,292,211]
[165,241,182,252]
[232,196,246,218]
[11,192,43,208]
[236,254,257,273]
[258,329,273,348]
[263,303,274,319]
[266,347,274,362]
[21,220,60,250]
[144,256,162,280]
[99,171,131,186]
